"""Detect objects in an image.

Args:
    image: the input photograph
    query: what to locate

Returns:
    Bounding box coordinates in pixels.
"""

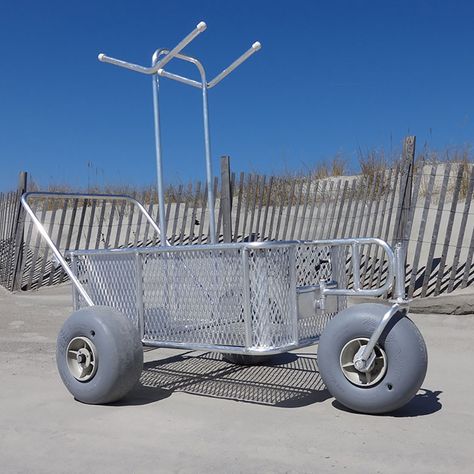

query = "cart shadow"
[117,351,331,407]
[332,388,443,417]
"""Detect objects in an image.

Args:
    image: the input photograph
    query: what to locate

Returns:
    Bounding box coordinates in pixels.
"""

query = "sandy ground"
[0,284,473,473]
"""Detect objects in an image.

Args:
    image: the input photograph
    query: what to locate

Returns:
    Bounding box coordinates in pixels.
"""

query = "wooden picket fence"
[0,173,27,291]
[1,137,473,298]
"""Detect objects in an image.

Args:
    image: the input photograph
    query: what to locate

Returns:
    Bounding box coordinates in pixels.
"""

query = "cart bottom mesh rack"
[70,241,347,355]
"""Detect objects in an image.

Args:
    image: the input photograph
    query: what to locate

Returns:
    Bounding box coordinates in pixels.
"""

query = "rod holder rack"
[98,21,261,244]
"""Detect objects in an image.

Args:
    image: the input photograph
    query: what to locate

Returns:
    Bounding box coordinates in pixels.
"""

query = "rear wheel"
[317,303,427,414]
[57,306,143,404]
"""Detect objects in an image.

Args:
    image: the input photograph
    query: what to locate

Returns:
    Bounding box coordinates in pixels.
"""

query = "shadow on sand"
[332,388,442,417]
[114,350,330,407]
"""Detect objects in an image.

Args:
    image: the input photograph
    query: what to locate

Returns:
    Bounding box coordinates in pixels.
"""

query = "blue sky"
[0,0,473,191]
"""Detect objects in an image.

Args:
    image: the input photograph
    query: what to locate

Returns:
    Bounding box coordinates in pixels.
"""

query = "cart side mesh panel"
[248,248,296,348]
[74,253,140,329]
[295,244,348,340]
[141,248,247,346]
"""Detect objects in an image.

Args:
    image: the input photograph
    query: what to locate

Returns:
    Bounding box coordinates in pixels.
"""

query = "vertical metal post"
[289,246,299,345]
[242,248,253,348]
[71,254,79,310]
[135,252,145,338]
[392,242,407,302]
[202,85,217,244]
[352,243,361,290]
[151,72,168,246]
[220,156,233,242]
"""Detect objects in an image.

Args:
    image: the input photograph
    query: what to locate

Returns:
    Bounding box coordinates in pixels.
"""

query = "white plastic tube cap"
[98,53,105,61]
[197,21,207,31]
[252,41,262,50]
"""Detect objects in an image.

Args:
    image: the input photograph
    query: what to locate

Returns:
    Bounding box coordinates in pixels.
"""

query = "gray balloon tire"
[56,306,143,405]
[317,303,428,414]
[222,353,273,365]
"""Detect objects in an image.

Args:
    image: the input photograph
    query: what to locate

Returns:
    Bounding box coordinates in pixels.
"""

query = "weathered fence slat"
[260,176,273,241]
[304,179,320,240]
[421,163,452,297]
[37,198,59,289]
[333,179,349,239]
[318,180,334,239]
[290,178,304,239]
[233,172,244,242]
[254,175,266,241]
[104,200,116,250]
[197,183,208,244]
[434,165,464,295]
[96,200,107,249]
[188,181,201,244]
[124,197,136,248]
[326,179,342,238]
[26,201,48,290]
[84,199,97,250]
[179,185,192,245]
[282,179,296,240]
[450,166,474,292]
[368,169,393,288]
[407,165,437,298]
[113,200,127,249]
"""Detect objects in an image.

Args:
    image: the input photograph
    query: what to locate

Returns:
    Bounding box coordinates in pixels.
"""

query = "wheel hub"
[66,336,98,382]
[339,337,387,387]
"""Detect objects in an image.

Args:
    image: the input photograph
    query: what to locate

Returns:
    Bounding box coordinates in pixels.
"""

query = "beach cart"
[22,21,427,413]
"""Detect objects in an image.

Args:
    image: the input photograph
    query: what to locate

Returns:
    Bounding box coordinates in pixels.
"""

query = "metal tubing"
[208,42,262,88]
[135,252,145,338]
[242,248,253,348]
[352,242,361,291]
[21,192,167,306]
[289,246,299,344]
[151,54,168,246]
[69,236,396,298]
[392,242,407,302]
[98,21,207,75]
[153,48,217,242]
[157,69,202,89]
[202,83,217,243]
[21,194,94,306]
[358,304,401,367]
[100,28,260,247]
[141,338,304,356]
[154,21,207,71]
[24,192,163,238]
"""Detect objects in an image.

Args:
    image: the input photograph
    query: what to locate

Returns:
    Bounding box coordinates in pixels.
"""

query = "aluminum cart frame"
[22,21,427,413]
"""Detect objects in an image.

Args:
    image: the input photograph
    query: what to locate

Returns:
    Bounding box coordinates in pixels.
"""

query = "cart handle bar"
[20,192,166,307]
[98,21,261,88]
[314,238,398,299]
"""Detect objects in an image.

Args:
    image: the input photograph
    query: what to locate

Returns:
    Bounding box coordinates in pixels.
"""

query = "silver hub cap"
[66,336,98,382]
[339,337,387,387]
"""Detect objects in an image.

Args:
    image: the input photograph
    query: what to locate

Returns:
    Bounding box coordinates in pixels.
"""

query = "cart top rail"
[21,191,399,306]
[21,191,165,306]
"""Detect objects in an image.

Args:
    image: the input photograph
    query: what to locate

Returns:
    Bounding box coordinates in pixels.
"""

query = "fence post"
[220,156,233,243]
[393,136,415,296]
[12,171,28,291]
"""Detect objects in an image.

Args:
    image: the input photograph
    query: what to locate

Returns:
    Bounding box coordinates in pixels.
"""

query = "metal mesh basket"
[72,242,347,353]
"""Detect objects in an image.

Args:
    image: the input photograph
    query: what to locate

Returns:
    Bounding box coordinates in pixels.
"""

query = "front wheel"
[317,303,427,414]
